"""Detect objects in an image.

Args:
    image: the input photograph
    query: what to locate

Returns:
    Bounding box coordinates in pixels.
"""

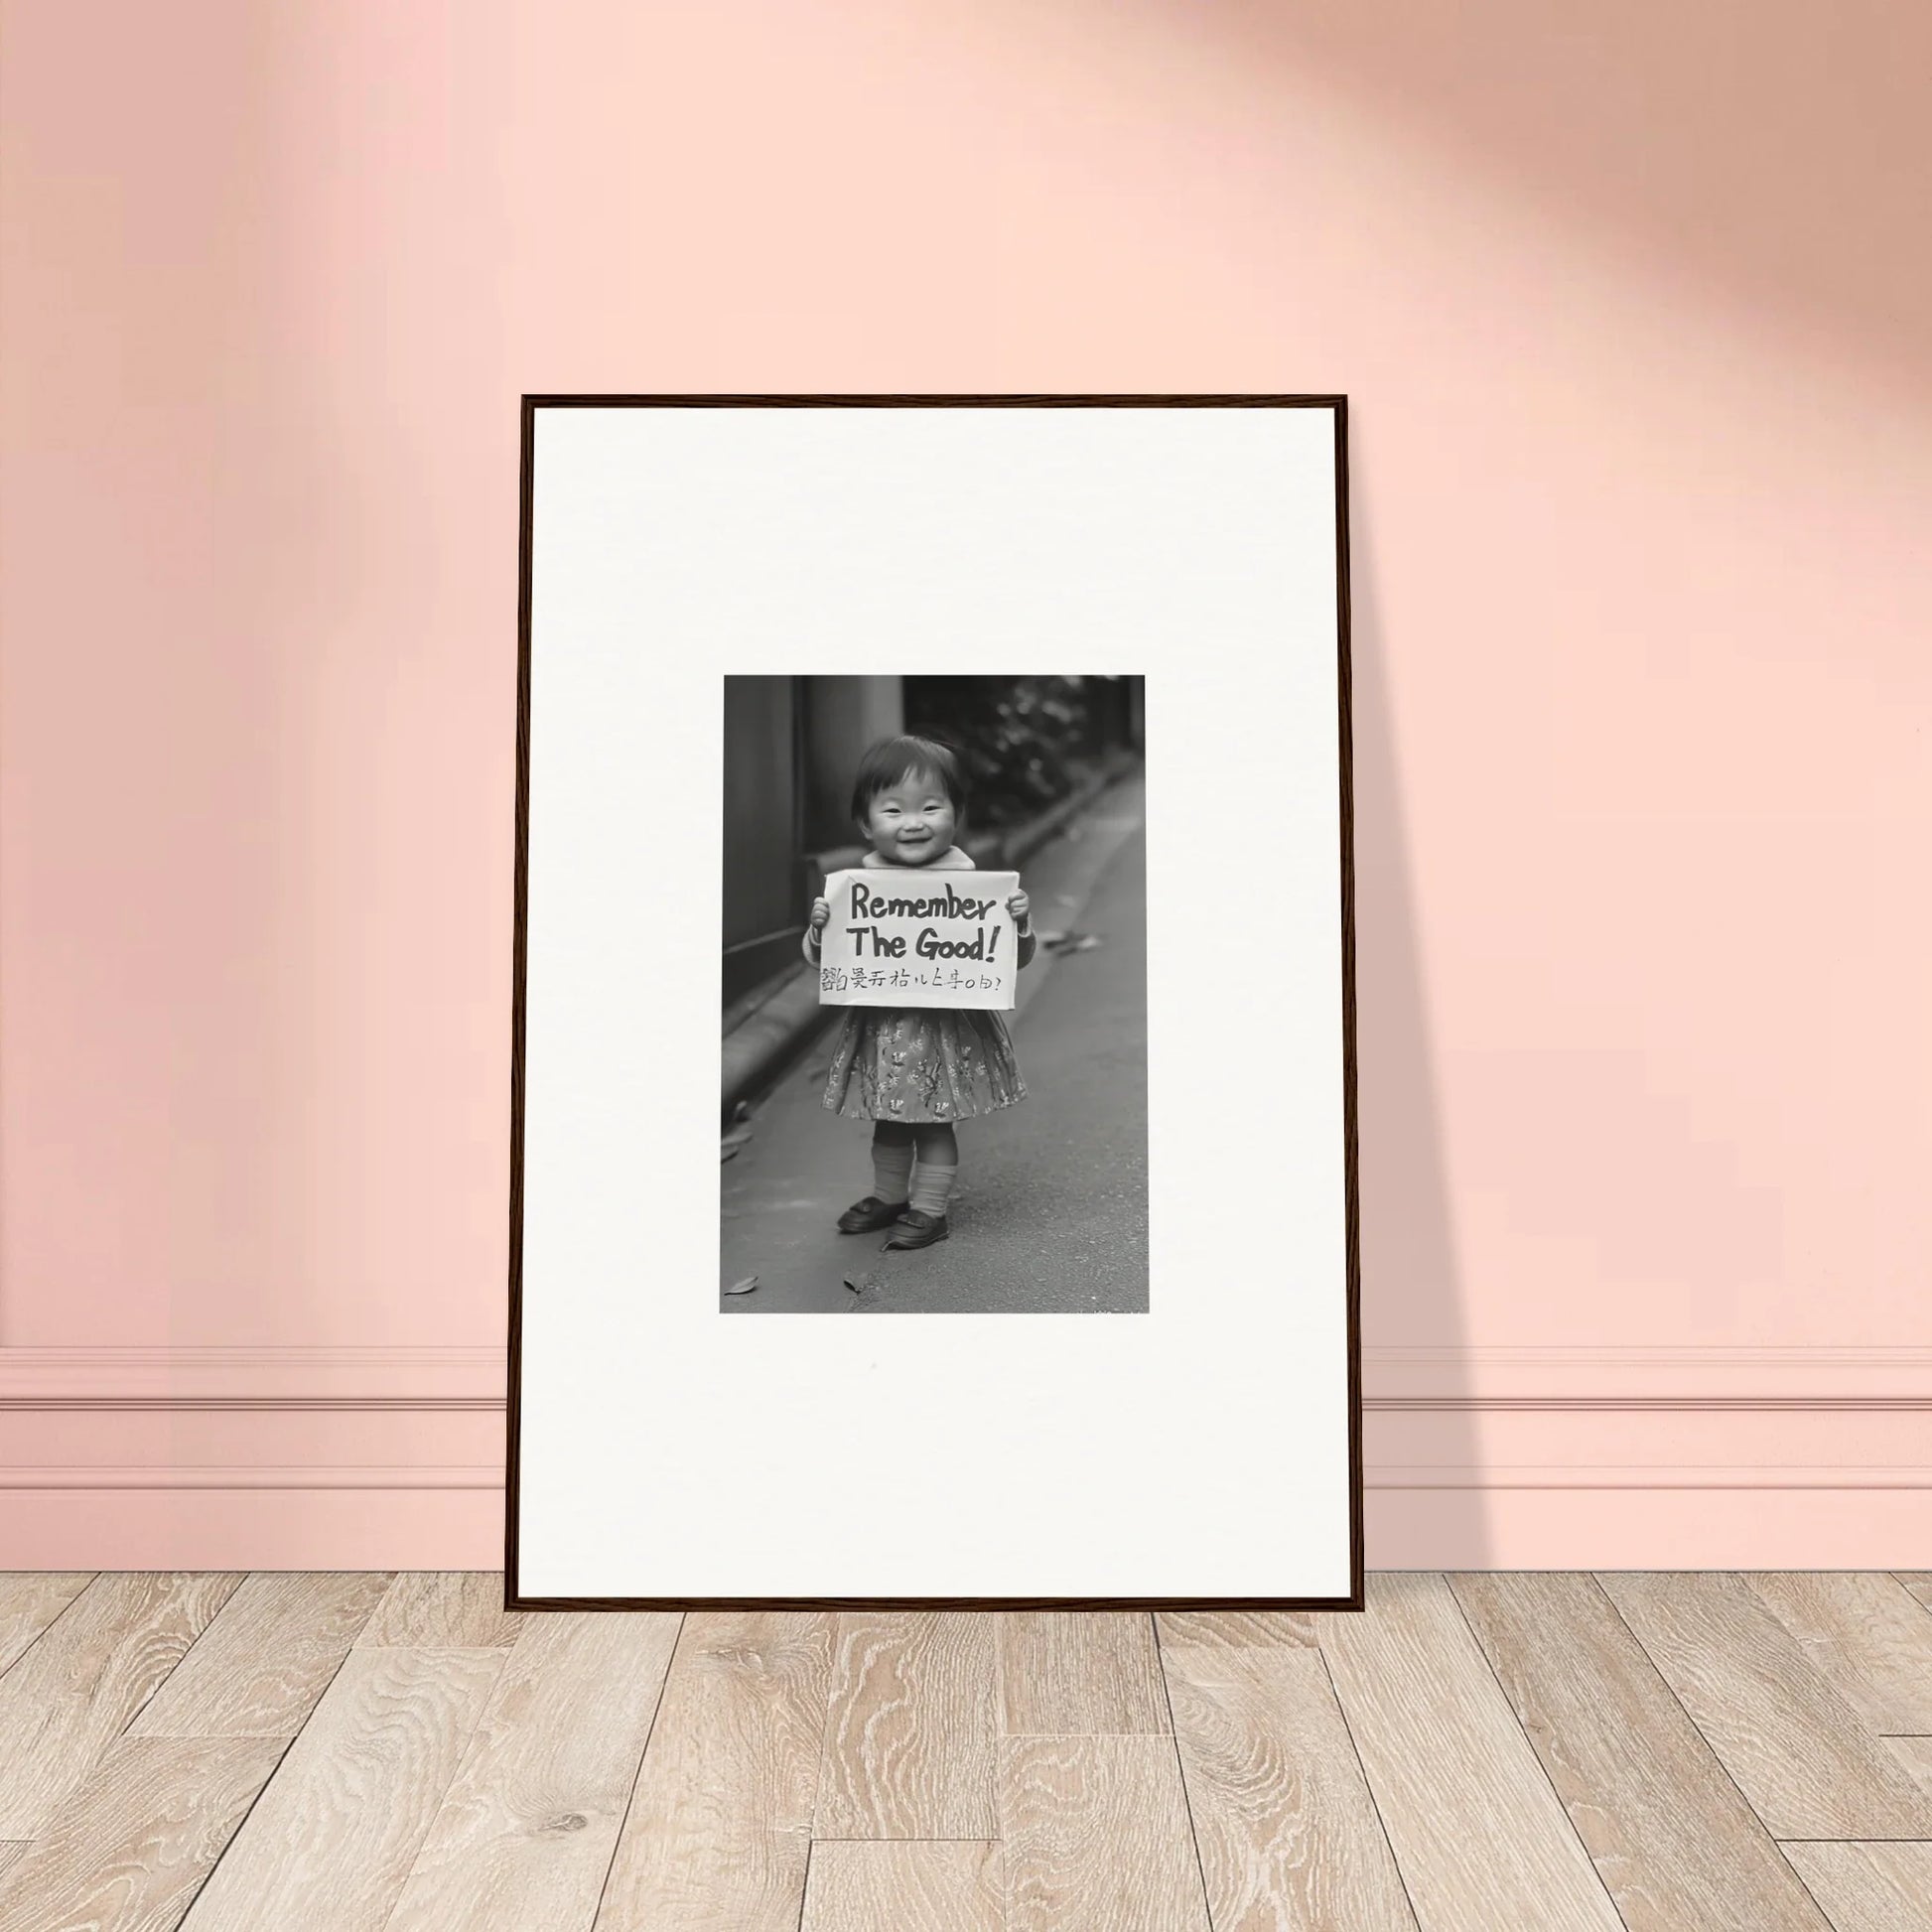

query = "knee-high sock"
[872,1136,913,1204]
[908,1160,958,1217]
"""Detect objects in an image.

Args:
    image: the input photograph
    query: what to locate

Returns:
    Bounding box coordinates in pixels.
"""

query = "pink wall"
[4,0,1929,1566]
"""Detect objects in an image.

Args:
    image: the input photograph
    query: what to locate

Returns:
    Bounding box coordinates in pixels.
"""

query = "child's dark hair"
[850,734,969,824]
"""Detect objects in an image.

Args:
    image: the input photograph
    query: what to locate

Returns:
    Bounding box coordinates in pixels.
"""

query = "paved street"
[721,773,1149,1313]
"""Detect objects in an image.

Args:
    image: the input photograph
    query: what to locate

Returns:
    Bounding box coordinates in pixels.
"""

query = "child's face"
[859,768,957,865]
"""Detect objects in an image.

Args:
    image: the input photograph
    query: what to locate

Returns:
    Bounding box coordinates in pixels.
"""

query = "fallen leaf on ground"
[724,1275,759,1295]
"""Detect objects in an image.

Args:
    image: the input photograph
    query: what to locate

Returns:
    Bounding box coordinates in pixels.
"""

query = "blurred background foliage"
[903,675,1132,827]
[725,673,1142,1004]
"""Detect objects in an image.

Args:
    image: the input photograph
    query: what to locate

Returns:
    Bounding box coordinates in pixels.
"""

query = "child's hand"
[1006,889,1031,930]
[809,897,831,933]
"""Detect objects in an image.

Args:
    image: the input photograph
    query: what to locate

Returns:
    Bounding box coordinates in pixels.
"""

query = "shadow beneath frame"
[1347,457,1491,1571]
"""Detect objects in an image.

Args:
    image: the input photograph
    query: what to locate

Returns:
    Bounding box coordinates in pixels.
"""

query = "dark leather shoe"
[883,1208,949,1250]
[837,1195,910,1234]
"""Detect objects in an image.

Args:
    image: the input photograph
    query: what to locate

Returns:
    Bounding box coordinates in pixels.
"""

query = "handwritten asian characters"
[816,868,1022,1012]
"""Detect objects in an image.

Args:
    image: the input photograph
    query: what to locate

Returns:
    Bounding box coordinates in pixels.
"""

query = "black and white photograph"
[510,396,1356,1604]
[721,675,1149,1312]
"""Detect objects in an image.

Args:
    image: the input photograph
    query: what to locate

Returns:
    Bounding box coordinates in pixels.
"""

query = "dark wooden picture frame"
[504,394,1360,1612]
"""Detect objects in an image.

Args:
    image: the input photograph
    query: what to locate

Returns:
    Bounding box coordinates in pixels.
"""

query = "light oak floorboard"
[176,1646,503,1932]
[129,1573,392,1738]
[1882,1736,1932,1792]
[0,1575,93,1677]
[1001,1611,1169,1735]
[595,1610,831,1932]
[1317,1574,1624,1931]
[1156,1611,1316,1650]
[1894,1576,1932,1616]
[1781,1842,1932,1931]
[357,1572,522,1648]
[815,1611,998,1839]
[1001,1733,1209,1932]
[0,1735,284,1932]
[800,1840,1003,1932]
[0,1573,240,1838]
[382,1610,679,1932]
[1601,1573,1932,1839]
[1747,1574,1932,1737]
[1161,1639,1417,1931]
[1451,1573,1832,1931]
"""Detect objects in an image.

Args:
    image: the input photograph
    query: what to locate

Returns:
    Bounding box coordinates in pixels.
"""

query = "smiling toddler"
[802,735,1035,1249]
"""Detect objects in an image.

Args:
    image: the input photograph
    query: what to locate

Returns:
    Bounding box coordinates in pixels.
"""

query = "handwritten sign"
[817,869,1020,1010]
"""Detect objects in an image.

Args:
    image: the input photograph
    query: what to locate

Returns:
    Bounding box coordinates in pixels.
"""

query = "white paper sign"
[817,868,1020,1010]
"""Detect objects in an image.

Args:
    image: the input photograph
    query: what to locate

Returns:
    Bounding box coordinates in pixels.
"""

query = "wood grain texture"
[384,1609,679,1932]
[176,1646,503,1932]
[815,1612,998,1839]
[0,1735,284,1932]
[11,1570,1932,1928]
[1156,1610,1316,1650]
[800,1840,1003,1932]
[1161,1640,1417,1931]
[1001,1612,1169,1735]
[1746,1574,1932,1736]
[358,1572,523,1648]
[1781,1841,1932,1931]
[0,1573,241,1838]
[1001,1733,1209,1932]
[0,1574,93,1676]
[1451,1573,1833,1931]
[130,1573,392,1738]
[1894,1575,1932,1616]
[1600,1573,1932,1839]
[1316,1574,1624,1931]
[596,1610,831,1932]
[1881,1735,1932,1791]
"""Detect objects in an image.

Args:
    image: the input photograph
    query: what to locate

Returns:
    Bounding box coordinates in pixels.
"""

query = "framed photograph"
[508,395,1359,1607]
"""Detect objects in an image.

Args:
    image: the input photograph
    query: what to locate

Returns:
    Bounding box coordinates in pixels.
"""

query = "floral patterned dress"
[819,849,1029,1123]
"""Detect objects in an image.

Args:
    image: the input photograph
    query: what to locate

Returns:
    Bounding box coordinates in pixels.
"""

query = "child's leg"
[836,1121,916,1233]
[907,1123,959,1217]
[871,1121,914,1204]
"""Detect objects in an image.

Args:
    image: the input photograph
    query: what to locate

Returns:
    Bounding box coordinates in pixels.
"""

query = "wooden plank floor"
[0,1574,1926,1929]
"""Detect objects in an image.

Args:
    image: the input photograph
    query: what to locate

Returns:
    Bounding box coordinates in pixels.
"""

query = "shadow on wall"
[1144,0,1932,402]
[1348,476,1489,1566]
